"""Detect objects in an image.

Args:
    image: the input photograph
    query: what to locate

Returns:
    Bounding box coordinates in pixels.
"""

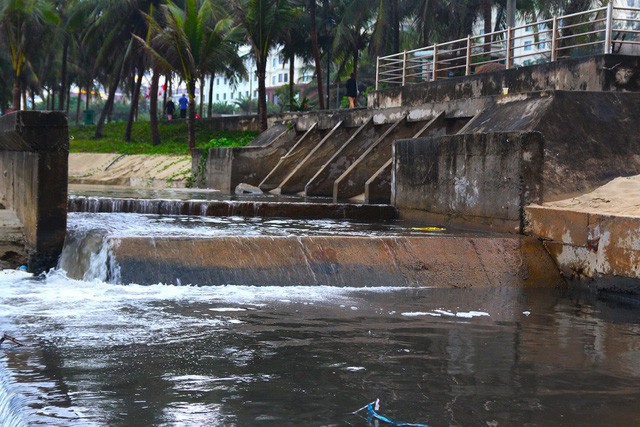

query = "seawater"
[0,213,639,426]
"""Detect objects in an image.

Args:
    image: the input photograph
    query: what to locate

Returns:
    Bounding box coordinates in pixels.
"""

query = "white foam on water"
[401,310,490,318]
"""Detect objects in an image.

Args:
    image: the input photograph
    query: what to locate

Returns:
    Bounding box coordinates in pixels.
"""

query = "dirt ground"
[541,175,640,217]
[69,153,191,188]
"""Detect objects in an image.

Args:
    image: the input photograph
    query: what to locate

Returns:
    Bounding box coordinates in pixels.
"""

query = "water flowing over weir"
[57,212,562,287]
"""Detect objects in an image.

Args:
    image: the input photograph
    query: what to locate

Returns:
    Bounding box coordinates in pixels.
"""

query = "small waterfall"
[68,195,210,216]
[0,357,28,427]
[58,228,121,283]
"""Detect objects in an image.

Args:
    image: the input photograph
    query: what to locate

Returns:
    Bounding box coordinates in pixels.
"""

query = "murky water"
[1,270,639,426]
[1,212,640,426]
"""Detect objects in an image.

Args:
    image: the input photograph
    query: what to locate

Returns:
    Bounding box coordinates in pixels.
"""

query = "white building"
[203,45,312,110]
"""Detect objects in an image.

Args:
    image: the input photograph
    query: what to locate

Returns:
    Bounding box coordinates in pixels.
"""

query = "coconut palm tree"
[0,0,59,110]
[136,0,244,151]
[226,0,294,130]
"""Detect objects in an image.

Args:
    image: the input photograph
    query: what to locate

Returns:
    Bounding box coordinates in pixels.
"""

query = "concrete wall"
[0,111,68,272]
[526,206,640,295]
[369,54,640,109]
[466,91,640,201]
[394,132,544,233]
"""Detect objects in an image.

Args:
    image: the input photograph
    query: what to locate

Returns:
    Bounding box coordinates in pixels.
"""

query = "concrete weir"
[73,234,563,288]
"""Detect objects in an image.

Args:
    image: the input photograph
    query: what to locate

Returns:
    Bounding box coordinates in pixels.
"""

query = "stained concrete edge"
[525,205,640,294]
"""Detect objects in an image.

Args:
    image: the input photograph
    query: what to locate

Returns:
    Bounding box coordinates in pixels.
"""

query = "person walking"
[346,73,358,109]
[164,99,175,121]
[178,94,188,119]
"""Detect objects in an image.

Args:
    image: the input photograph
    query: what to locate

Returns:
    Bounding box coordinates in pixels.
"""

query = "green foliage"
[210,102,237,114]
[69,121,258,155]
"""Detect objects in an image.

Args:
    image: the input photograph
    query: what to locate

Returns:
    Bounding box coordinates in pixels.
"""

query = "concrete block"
[525,206,589,246]
[0,111,68,273]
[395,132,544,232]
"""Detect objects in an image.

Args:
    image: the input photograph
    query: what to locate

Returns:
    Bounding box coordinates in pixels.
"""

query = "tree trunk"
[125,63,144,142]
[391,0,400,53]
[149,69,161,146]
[257,62,268,131]
[483,0,492,54]
[208,73,214,117]
[187,78,197,152]
[12,78,20,110]
[75,87,82,125]
[59,36,69,110]
[30,91,35,110]
[199,77,204,118]
[289,56,295,111]
[95,60,124,139]
[309,0,325,110]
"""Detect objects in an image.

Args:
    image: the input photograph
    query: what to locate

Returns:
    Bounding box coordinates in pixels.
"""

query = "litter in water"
[353,399,430,427]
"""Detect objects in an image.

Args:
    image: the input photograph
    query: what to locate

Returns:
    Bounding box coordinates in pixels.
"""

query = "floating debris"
[0,333,23,347]
[410,227,446,232]
[353,399,430,427]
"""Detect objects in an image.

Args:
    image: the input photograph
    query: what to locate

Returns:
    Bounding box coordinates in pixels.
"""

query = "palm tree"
[0,0,59,110]
[136,0,244,151]
[332,0,373,80]
[308,0,325,110]
[227,0,294,130]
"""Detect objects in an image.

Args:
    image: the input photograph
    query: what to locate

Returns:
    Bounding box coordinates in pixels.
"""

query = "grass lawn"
[70,121,259,155]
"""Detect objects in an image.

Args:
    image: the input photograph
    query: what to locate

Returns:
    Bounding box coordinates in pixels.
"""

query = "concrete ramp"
[333,117,423,201]
[70,234,563,288]
[275,122,358,194]
[305,118,394,197]
[259,123,327,192]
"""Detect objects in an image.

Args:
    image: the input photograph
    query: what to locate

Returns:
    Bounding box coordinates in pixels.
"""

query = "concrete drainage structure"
[0,111,68,273]
[193,54,640,294]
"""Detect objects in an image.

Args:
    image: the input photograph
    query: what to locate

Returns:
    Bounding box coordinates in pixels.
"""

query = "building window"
[216,78,220,85]
[223,93,226,100]
[524,40,532,51]
[272,76,277,85]
[230,92,234,100]
[216,94,219,101]
[278,74,283,83]
[272,57,277,68]
[284,73,288,83]
[254,90,258,97]
[223,78,228,84]
[245,90,249,97]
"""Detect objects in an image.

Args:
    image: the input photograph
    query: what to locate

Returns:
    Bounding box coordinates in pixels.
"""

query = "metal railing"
[376,3,640,89]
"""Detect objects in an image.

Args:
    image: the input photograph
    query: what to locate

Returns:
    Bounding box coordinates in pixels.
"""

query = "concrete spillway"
[59,213,563,288]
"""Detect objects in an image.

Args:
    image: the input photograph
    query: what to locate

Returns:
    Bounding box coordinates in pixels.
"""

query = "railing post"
[466,36,472,76]
[432,44,438,81]
[375,56,380,90]
[402,50,408,86]
[604,1,614,54]
[506,26,512,69]
[551,15,558,62]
